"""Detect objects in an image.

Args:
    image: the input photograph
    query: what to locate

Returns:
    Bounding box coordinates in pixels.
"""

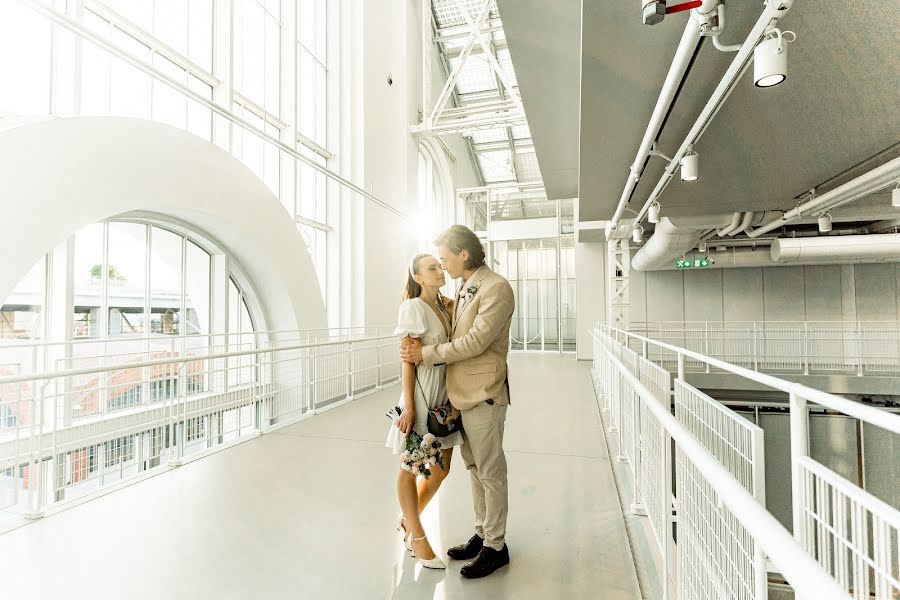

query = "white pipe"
[716,212,742,236]
[711,4,743,52]
[635,1,795,224]
[610,22,703,227]
[771,233,900,264]
[729,211,754,236]
[632,217,705,271]
[748,156,900,237]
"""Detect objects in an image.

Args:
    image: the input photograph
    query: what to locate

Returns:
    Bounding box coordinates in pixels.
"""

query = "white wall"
[575,242,607,359]
[574,243,900,356]
[359,0,480,326]
[628,264,900,323]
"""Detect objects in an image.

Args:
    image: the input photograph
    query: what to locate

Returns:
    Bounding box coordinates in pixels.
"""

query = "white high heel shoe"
[411,535,446,569]
[396,514,413,552]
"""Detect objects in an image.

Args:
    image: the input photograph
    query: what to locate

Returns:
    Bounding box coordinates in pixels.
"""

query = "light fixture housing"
[632,224,644,244]
[680,150,699,181]
[698,240,708,253]
[648,201,661,224]
[754,33,787,88]
[818,212,832,233]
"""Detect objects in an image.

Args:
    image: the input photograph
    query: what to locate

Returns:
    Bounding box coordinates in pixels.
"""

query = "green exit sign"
[676,258,713,269]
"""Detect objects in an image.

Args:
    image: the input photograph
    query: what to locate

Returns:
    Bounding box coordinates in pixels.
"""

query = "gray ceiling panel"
[501,1,900,222]
[495,0,581,200]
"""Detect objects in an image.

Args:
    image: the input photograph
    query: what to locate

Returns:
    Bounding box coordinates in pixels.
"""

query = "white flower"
[423,433,435,445]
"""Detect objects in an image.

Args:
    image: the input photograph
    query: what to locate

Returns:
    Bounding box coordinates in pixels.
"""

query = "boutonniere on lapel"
[465,280,483,303]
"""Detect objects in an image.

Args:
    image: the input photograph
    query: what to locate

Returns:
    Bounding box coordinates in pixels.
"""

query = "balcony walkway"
[0,354,641,600]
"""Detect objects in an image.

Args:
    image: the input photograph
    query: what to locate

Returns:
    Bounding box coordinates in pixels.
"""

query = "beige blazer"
[422,265,515,411]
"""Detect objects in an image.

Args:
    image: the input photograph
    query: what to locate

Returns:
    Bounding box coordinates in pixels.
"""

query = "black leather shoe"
[460,544,510,579]
[447,534,483,560]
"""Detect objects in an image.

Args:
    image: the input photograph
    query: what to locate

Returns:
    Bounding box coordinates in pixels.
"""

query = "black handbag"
[417,371,463,438]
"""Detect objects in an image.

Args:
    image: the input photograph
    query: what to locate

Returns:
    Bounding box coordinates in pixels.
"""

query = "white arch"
[0,117,326,331]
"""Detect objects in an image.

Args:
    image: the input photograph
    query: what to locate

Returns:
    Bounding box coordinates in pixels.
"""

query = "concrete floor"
[0,354,640,600]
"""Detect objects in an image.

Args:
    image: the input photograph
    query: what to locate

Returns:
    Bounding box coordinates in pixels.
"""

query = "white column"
[48,238,75,426]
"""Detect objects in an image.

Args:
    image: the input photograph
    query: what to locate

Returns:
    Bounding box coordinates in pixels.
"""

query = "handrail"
[602,324,900,436]
[0,333,398,386]
[591,328,847,599]
[0,326,394,351]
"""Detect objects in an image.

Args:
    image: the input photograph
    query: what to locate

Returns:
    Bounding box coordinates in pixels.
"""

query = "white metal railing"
[592,322,900,599]
[675,379,767,600]
[630,321,900,376]
[0,327,394,378]
[797,458,900,599]
[0,330,400,524]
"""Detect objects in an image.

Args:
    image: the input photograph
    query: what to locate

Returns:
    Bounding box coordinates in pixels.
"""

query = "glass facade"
[0,0,335,310]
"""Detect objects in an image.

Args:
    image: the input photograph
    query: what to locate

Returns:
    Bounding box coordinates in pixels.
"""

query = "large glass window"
[73,224,105,339]
[1,1,336,321]
[98,0,213,71]
[0,3,51,115]
[0,258,45,340]
[234,0,282,117]
[107,222,147,337]
[149,226,183,336]
[297,0,327,146]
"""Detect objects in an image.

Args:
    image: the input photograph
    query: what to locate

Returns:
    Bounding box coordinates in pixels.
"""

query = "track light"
[893,183,900,208]
[754,28,795,88]
[680,148,698,181]
[632,224,644,244]
[818,212,832,233]
[648,201,661,224]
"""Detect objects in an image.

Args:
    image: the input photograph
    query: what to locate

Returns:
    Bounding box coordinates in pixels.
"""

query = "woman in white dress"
[386,253,464,569]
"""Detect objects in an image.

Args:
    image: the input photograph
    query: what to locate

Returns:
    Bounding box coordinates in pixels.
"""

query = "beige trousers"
[459,400,508,550]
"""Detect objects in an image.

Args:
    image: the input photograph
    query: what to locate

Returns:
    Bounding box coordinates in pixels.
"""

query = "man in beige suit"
[400,224,514,579]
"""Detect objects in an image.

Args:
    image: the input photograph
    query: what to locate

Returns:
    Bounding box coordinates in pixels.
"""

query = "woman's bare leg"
[416,448,453,513]
[398,468,436,559]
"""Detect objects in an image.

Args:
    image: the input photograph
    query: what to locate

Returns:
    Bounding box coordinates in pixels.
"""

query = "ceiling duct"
[771,234,900,264]
[632,217,708,270]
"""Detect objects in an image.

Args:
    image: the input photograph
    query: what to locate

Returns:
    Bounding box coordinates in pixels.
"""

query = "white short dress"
[385,298,465,454]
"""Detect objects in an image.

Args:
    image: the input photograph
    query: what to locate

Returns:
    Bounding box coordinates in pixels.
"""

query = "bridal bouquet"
[401,430,445,480]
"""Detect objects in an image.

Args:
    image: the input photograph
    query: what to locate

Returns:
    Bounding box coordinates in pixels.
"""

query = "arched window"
[416,141,458,252]
[0,218,263,385]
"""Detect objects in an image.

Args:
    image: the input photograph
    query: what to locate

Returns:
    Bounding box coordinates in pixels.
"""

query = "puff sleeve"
[394,299,428,338]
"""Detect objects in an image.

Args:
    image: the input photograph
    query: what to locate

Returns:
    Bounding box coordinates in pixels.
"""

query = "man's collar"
[462,264,487,287]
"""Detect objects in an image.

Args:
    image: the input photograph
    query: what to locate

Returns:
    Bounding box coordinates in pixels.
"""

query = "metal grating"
[476,150,515,182]
[448,54,495,95]
[432,0,499,29]
[470,128,507,144]
[431,0,542,188]
[514,151,542,182]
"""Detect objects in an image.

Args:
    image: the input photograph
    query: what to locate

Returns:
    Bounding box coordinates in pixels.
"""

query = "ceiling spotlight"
[818,212,832,233]
[754,28,795,88]
[893,183,900,208]
[698,240,707,253]
[648,201,661,224]
[680,148,699,181]
[632,224,644,244]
